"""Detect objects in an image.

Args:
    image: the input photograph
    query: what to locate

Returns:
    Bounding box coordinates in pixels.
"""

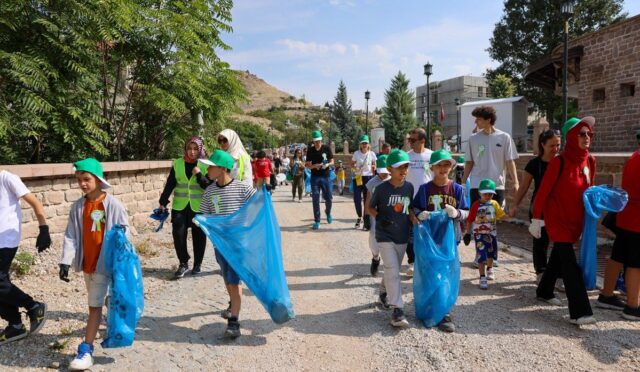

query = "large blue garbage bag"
[101,225,144,348]
[194,187,295,324]
[580,185,628,290]
[329,168,336,183]
[465,178,471,207]
[348,174,354,193]
[413,211,459,327]
[304,168,312,194]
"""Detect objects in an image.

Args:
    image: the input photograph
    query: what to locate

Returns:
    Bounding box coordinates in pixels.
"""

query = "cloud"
[329,0,356,7]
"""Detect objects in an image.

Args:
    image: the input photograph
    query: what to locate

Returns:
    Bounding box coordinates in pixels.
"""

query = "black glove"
[463,233,472,246]
[36,225,51,253]
[59,264,70,282]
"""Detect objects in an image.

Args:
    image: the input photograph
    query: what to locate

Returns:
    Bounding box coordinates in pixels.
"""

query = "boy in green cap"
[199,150,256,338]
[305,130,334,230]
[60,158,129,370]
[364,155,390,277]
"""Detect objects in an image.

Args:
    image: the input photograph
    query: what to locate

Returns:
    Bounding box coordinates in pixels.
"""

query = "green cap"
[359,134,370,144]
[478,179,496,194]
[456,155,465,163]
[199,149,235,171]
[429,149,456,168]
[386,149,410,168]
[73,158,111,189]
[376,155,390,174]
[311,130,322,141]
[562,116,595,138]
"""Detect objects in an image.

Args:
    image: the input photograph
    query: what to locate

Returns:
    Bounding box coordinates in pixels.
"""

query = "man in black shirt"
[305,130,334,230]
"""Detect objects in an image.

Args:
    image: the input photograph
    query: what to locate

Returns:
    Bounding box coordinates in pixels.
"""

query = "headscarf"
[184,136,206,163]
[563,120,593,164]
[218,129,249,160]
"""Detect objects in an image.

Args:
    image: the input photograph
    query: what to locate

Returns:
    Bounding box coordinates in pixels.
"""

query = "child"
[60,158,129,370]
[366,149,417,328]
[0,170,50,345]
[412,149,468,332]
[335,160,346,195]
[464,179,506,290]
[364,155,390,276]
[254,151,272,189]
[199,150,256,338]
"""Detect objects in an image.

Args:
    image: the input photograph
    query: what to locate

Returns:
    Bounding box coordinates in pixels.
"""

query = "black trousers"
[0,248,36,325]
[537,242,593,319]
[532,227,550,274]
[171,206,207,267]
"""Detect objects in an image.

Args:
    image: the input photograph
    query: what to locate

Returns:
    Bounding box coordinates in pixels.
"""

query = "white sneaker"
[405,264,414,277]
[479,276,488,290]
[473,256,479,268]
[486,267,495,281]
[555,280,565,292]
[569,316,597,325]
[537,296,562,306]
[69,342,94,371]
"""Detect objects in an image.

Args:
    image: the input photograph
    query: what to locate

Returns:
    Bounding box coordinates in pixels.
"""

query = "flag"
[439,102,445,123]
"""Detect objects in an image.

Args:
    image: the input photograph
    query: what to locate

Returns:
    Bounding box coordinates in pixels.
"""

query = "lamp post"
[561,0,575,128]
[424,62,433,147]
[364,90,370,136]
[454,97,461,152]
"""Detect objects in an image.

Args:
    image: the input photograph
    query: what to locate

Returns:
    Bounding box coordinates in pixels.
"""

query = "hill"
[235,70,311,113]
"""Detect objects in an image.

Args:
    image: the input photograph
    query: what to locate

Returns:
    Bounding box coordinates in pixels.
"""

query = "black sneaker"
[622,306,640,321]
[27,302,47,334]
[355,218,361,229]
[0,324,27,346]
[390,308,409,328]
[370,257,381,276]
[378,292,390,309]
[437,314,455,333]
[191,265,202,275]
[224,318,241,338]
[174,263,188,279]
[596,294,625,310]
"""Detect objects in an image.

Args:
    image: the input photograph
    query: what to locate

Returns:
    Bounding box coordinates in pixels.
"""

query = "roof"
[460,96,529,106]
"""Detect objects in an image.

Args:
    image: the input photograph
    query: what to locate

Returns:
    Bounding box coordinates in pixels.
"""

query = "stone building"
[524,14,640,152]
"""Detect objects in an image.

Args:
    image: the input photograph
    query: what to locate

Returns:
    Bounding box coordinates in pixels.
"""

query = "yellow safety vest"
[172,159,207,212]
[237,154,249,181]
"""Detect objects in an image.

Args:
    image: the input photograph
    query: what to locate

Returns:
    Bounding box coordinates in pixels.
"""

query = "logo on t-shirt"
[387,195,410,214]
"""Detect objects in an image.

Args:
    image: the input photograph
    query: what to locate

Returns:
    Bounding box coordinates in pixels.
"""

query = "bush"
[10,252,35,276]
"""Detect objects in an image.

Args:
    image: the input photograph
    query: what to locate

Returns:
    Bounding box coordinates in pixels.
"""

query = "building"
[415,75,491,139]
[524,14,640,152]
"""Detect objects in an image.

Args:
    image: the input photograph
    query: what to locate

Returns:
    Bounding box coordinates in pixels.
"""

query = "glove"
[322,163,330,169]
[463,233,472,246]
[529,219,545,239]
[444,205,459,219]
[36,225,51,253]
[417,211,431,221]
[59,264,70,282]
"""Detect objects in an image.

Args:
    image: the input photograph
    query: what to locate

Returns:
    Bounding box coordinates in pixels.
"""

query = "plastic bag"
[348,174,354,193]
[580,185,628,290]
[413,211,459,327]
[329,168,336,183]
[101,225,144,348]
[194,187,295,324]
[304,168,312,194]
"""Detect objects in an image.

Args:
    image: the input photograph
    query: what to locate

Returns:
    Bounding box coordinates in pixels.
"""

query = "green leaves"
[380,71,418,148]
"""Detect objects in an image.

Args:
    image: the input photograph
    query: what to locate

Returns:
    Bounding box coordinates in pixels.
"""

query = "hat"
[429,149,456,168]
[311,130,323,141]
[337,160,343,163]
[359,134,370,144]
[456,155,465,163]
[478,179,496,195]
[73,158,111,189]
[386,149,410,168]
[562,116,595,138]
[199,149,235,171]
[376,155,390,174]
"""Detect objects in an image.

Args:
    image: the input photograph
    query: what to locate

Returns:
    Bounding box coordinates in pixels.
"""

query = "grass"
[136,239,158,258]
[10,252,35,276]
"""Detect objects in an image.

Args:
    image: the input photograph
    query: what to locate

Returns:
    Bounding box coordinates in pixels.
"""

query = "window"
[621,83,635,98]
[477,87,483,97]
[593,88,605,102]
[421,94,426,104]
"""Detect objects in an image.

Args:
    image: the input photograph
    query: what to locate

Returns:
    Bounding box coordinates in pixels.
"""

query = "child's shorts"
[83,272,110,308]
[215,249,240,285]
[474,234,498,263]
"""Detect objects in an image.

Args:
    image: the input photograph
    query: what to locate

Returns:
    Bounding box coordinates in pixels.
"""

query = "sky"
[220,0,640,111]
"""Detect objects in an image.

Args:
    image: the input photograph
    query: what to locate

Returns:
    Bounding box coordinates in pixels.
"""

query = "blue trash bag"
[465,178,471,206]
[580,185,628,290]
[304,168,312,194]
[348,174,354,193]
[194,187,295,324]
[413,211,460,328]
[329,168,336,183]
[101,225,144,348]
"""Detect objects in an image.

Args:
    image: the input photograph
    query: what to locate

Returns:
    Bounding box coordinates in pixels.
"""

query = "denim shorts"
[214,249,240,285]
[474,234,498,263]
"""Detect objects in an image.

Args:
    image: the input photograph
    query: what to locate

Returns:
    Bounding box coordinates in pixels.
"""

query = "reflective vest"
[236,154,249,182]
[172,159,207,212]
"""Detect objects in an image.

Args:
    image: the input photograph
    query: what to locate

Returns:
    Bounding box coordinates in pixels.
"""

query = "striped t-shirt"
[200,179,256,216]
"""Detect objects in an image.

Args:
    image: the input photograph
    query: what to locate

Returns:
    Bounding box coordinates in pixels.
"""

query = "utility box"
[459,96,529,152]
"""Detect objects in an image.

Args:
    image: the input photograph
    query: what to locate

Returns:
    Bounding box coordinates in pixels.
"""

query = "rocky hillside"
[235,70,311,113]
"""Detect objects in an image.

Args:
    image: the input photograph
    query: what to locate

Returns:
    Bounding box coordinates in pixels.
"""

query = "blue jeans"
[311,175,333,223]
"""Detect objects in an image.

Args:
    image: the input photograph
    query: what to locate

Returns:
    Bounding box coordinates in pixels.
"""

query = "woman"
[159,136,210,278]
[291,148,305,202]
[510,130,561,281]
[530,117,596,325]
[254,151,272,189]
[350,135,377,230]
[217,129,253,185]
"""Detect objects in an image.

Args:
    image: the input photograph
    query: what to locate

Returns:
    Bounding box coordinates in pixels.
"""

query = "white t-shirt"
[406,149,433,198]
[465,128,519,190]
[0,170,30,248]
[352,150,377,176]
[282,157,290,169]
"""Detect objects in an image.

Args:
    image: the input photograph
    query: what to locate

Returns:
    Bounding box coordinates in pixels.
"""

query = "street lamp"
[424,62,433,147]
[364,90,370,136]
[454,97,461,152]
[561,0,575,128]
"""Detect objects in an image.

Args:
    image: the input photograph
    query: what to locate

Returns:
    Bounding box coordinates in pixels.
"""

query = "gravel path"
[1,187,639,371]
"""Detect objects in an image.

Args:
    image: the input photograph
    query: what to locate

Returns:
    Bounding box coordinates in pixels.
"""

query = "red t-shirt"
[82,193,106,273]
[617,149,640,233]
[255,158,272,178]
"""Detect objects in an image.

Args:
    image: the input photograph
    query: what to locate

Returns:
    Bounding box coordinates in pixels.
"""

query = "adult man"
[404,128,433,276]
[378,142,391,156]
[305,130,334,230]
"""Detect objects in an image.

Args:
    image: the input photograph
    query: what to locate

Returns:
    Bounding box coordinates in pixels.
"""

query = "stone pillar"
[329,141,336,155]
[343,140,350,155]
[403,134,411,151]
[432,130,443,150]
[532,117,549,155]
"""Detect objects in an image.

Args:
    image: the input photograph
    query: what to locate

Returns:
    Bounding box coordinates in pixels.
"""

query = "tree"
[330,80,361,151]
[488,74,516,98]
[487,0,625,126]
[380,71,418,148]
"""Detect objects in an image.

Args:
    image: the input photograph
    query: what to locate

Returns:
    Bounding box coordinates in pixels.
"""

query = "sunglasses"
[408,137,419,143]
[217,137,228,144]
[578,131,593,138]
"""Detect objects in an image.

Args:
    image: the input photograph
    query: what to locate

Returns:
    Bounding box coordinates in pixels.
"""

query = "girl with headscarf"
[159,136,210,279]
[530,117,596,325]
[217,129,253,185]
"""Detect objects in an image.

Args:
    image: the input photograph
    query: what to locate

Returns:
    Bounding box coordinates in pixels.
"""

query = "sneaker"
[27,302,47,334]
[479,276,488,290]
[312,222,320,230]
[596,294,625,310]
[555,280,566,293]
[473,256,479,268]
[438,314,455,333]
[297,199,302,203]
[224,318,241,338]
[355,218,361,229]
[390,308,409,328]
[191,265,202,275]
[0,324,27,346]
[622,306,640,321]
[174,263,188,279]
[378,292,390,309]
[69,342,94,371]
[221,302,232,319]
[405,264,414,277]
[326,213,333,224]
[568,316,597,325]
[493,259,499,267]
[486,267,495,281]
[370,256,381,276]
[537,296,562,306]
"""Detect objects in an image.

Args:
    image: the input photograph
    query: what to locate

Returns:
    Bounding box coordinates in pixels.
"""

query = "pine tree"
[380,72,418,148]
[488,74,516,98]
[331,80,361,151]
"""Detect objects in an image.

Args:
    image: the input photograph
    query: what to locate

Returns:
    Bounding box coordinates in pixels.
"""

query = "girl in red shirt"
[254,151,272,189]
